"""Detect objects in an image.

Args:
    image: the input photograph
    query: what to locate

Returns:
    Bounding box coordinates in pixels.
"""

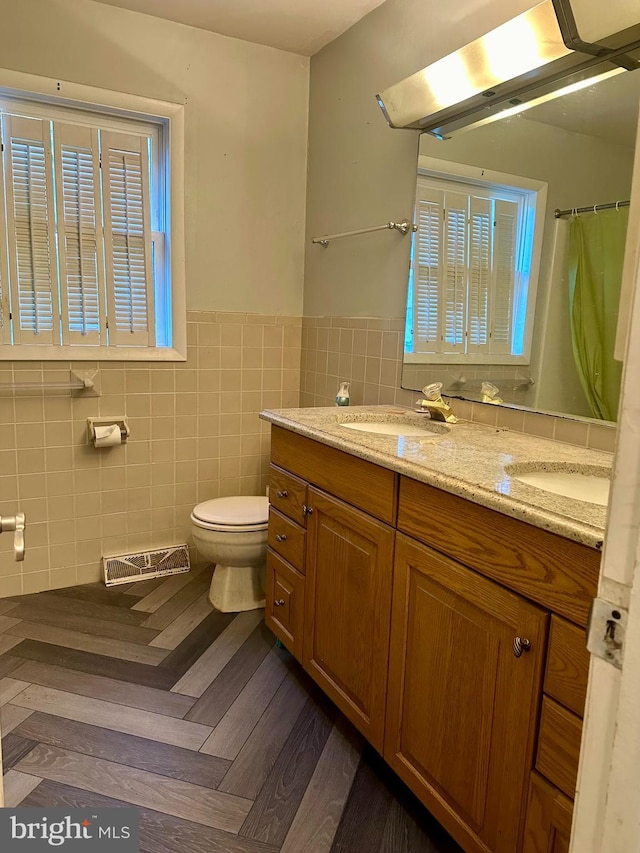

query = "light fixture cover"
[377,0,640,136]
[567,0,640,44]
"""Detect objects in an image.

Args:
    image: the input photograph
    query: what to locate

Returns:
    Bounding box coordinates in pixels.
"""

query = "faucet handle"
[0,513,26,561]
[414,399,433,415]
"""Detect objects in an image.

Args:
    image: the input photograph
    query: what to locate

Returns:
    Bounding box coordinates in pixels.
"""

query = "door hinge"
[586,598,628,669]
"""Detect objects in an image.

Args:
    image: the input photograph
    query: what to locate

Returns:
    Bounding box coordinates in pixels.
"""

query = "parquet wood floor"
[0,568,461,852]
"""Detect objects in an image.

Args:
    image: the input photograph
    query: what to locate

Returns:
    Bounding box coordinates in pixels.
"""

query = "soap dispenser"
[336,381,350,406]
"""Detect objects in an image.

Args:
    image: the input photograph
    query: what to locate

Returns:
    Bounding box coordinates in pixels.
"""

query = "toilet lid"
[192,496,269,526]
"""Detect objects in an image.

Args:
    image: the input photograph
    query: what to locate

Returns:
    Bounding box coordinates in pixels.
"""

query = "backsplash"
[0,311,301,596]
[299,316,617,454]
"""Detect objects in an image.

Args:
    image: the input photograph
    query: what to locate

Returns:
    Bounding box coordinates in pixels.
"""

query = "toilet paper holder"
[87,417,130,445]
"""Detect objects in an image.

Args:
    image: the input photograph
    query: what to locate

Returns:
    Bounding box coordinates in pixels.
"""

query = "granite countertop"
[259,405,612,550]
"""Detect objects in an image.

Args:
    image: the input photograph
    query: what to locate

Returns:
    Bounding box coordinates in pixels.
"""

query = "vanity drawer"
[545,616,589,717]
[536,697,582,799]
[397,476,600,626]
[265,549,305,661]
[268,508,306,573]
[269,464,308,525]
[271,426,398,525]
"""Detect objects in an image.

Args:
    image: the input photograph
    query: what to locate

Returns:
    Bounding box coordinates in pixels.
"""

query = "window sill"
[404,353,530,366]
[0,345,186,362]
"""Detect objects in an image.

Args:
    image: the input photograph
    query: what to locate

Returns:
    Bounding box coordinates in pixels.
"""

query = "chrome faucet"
[0,513,26,561]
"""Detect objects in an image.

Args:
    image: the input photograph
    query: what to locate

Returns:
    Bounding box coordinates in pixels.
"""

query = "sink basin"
[340,421,442,437]
[505,463,611,506]
[337,414,448,438]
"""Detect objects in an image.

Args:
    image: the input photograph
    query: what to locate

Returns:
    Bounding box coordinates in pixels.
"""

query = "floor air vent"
[103,544,191,586]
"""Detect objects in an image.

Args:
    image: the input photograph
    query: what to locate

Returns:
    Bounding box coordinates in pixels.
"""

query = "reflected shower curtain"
[568,208,629,421]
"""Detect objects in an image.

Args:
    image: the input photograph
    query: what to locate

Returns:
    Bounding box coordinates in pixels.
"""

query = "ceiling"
[523,68,640,148]
[90,0,387,55]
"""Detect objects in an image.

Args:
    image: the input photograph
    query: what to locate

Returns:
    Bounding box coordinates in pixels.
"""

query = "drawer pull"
[513,637,531,658]
[275,533,287,542]
[276,490,288,499]
[274,599,285,607]
[302,505,314,517]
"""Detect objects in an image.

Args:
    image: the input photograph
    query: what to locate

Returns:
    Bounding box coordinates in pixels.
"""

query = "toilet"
[190,495,269,612]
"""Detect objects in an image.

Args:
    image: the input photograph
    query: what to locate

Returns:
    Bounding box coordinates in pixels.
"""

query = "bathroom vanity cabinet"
[265,424,599,853]
[267,427,396,750]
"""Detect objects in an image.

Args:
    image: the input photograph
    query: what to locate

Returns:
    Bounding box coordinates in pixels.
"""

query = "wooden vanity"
[264,424,599,853]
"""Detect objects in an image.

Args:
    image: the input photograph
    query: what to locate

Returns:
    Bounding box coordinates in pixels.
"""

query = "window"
[405,158,546,365]
[0,71,185,360]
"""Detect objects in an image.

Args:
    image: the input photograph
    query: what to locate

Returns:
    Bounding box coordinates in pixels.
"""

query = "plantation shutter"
[53,122,105,347]
[0,118,9,345]
[491,199,519,354]
[442,190,467,353]
[3,114,59,345]
[467,195,492,352]
[413,185,443,353]
[101,130,155,347]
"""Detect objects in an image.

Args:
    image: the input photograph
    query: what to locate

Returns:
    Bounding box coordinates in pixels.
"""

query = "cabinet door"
[385,534,547,853]
[304,487,395,751]
[522,773,573,853]
[265,549,305,661]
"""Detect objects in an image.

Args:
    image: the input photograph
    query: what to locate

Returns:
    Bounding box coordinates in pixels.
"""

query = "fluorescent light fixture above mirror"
[377,0,640,137]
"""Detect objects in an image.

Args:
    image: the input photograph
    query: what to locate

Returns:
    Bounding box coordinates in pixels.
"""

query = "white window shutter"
[413,185,443,354]
[53,122,105,347]
[491,199,519,354]
[101,130,155,348]
[442,191,467,353]
[467,195,492,352]
[3,114,59,345]
[0,117,10,345]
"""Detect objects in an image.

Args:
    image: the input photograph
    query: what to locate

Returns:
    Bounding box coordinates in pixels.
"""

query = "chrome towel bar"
[312,218,417,247]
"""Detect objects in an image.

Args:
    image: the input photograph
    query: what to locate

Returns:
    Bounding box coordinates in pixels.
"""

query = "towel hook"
[594,204,599,214]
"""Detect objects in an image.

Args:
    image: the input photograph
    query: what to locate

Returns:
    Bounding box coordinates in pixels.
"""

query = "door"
[385,533,547,853]
[303,487,395,751]
[570,111,640,849]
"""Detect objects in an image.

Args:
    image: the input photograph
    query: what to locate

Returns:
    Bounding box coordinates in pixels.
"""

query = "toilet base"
[209,562,266,612]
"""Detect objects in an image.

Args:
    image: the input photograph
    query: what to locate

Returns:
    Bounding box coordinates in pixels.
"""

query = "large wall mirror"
[401,67,640,424]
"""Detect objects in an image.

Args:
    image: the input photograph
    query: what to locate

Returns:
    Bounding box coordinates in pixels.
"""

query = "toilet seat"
[191,496,269,533]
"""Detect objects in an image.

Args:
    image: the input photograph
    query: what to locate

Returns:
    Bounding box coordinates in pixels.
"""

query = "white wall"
[0,0,308,597]
[0,0,310,315]
[304,0,536,319]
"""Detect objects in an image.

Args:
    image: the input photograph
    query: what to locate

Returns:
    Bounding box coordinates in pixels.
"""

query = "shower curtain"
[568,207,629,421]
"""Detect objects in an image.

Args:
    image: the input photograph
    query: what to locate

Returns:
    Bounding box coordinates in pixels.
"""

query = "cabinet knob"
[275,533,287,542]
[513,637,531,658]
[276,490,288,499]
[274,599,285,607]
[302,504,314,517]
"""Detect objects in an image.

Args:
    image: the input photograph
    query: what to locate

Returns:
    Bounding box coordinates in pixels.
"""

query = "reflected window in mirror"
[405,158,546,366]
[401,68,639,422]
